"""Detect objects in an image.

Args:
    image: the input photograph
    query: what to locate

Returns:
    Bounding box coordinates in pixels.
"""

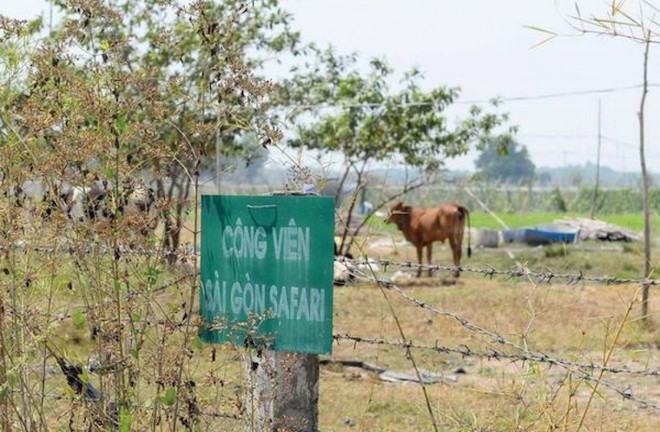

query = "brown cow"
[385,201,472,278]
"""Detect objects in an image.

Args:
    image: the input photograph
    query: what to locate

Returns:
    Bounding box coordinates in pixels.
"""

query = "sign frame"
[199,194,334,354]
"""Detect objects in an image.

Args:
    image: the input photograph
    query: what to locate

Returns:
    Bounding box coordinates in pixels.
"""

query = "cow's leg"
[416,245,423,277]
[449,235,462,278]
[426,243,433,277]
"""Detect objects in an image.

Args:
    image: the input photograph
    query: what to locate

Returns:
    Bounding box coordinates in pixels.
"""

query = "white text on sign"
[203,272,325,322]
[221,218,310,261]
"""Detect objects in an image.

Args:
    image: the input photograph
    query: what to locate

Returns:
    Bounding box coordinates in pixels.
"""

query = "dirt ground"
[323,233,660,431]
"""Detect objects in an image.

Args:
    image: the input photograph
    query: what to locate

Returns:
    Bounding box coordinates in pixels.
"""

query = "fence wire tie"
[483,266,496,279]
[491,335,506,345]
[573,271,584,285]
[537,353,551,364]
[382,280,395,289]
[583,362,596,373]
[541,269,554,283]
[488,349,500,361]
[622,387,633,400]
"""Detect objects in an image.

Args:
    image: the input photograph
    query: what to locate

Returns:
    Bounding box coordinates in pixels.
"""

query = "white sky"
[3,0,659,172]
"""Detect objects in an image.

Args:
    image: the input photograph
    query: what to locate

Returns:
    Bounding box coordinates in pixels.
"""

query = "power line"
[519,133,598,140]
[601,135,640,150]
[459,83,660,104]
[276,84,660,111]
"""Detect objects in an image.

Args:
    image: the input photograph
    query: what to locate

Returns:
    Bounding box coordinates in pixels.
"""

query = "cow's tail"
[457,205,472,258]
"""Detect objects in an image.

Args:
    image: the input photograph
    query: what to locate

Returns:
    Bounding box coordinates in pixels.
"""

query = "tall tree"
[277,46,516,254]
[0,3,298,424]
[1,0,301,258]
[475,139,535,184]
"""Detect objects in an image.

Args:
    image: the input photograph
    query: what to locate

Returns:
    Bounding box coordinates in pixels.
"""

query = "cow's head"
[385,201,411,229]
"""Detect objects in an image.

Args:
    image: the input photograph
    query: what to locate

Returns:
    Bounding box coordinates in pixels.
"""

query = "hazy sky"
[2,0,659,172]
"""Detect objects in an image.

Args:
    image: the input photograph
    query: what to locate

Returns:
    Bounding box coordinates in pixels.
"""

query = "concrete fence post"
[245,350,319,432]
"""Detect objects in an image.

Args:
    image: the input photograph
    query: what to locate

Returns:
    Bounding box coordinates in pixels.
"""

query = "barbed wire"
[6,388,243,423]
[338,264,660,411]
[1,240,654,287]
[332,333,660,411]
[332,332,660,411]
[338,256,658,286]
[0,241,198,261]
[333,333,660,378]
[4,271,195,328]
[349,261,640,369]
[4,240,659,414]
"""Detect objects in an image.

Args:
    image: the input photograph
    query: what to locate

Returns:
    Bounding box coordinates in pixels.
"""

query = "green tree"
[2,0,300,257]
[277,47,515,254]
[475,139,535,184]
[0,1,297,425]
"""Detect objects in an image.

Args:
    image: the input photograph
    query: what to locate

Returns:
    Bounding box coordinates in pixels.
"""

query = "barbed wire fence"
[335,255,658,408]
[3,239,659,421]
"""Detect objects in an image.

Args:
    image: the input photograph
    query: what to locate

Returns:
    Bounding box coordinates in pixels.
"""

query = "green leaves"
[72,311,86,330]
[475,138,535,184]
[144,265,162,286]
[161,387,177,406]
[119,409,132,432]
[281,46,513,174]
[114,113,128,135]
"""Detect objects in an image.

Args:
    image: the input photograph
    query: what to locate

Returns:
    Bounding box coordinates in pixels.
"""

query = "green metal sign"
[199,195,334,354]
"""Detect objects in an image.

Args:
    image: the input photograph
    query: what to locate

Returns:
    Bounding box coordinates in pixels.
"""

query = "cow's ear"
[402,205,412,214]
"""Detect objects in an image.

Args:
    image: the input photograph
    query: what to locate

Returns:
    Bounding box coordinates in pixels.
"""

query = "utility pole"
[590,99,602,219]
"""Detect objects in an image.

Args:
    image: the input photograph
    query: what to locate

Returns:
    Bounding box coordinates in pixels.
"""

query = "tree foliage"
[276,46,516,252]
[1,0,300,255]
[475,139,536,184]
[0,1,299,427]
[279,47,514,173]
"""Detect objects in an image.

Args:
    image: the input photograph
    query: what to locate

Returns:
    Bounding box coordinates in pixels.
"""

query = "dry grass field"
[4,215,660,431]
[323,278,660,431]
[308,231,660,431]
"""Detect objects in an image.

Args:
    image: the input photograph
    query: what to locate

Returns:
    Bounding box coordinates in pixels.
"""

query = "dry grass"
[323,277,660,431]
[315,232,660,431]
[4,222,660,430]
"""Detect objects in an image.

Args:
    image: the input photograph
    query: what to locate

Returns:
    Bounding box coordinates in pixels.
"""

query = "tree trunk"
[638,34,651,320]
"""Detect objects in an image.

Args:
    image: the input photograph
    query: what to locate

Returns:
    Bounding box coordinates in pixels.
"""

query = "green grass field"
[367,210,658,243]
[468,211,659,233]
